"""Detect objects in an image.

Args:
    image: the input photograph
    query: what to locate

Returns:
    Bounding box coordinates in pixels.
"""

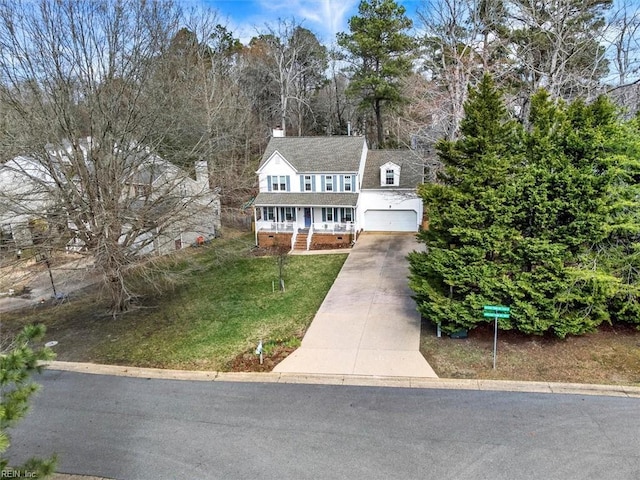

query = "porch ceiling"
[255,192,358,207]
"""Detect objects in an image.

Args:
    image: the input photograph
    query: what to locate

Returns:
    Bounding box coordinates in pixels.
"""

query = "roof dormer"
[380,161,400,187]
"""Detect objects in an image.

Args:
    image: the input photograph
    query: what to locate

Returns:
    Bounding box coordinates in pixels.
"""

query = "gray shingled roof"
[362,150,426,190]
[259,136,365,173]
[255,192,358,207]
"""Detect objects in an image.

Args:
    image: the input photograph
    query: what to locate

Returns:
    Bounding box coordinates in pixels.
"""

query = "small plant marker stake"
[255,340,263,365]
[483,306,510,369]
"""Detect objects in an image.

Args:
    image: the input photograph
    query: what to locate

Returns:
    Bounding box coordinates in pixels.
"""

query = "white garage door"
[364,210,417,232]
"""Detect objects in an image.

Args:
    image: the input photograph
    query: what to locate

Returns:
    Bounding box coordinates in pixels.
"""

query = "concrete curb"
[44,361,640,398]
[53,475,109,480]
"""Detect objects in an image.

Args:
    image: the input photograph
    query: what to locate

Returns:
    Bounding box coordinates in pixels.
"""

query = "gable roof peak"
[258,136,366,173]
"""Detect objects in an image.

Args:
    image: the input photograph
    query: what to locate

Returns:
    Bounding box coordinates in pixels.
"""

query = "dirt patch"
[228,345,297,372]
[421,321,640,385]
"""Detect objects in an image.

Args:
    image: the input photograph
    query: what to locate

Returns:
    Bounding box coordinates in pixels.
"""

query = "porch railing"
[256,221,295,232]
[312,222,354,233]
[306,224,314,250]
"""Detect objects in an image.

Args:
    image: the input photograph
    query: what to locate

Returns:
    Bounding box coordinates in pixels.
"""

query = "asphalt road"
[7,370,640,480]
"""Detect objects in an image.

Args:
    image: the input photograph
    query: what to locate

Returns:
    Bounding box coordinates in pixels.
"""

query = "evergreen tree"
[598,114,640,327]
[409,75,522,332]
[0,325,56,476]
[511,92,617,336]
[409,76,640,337]
[337,0,415,147]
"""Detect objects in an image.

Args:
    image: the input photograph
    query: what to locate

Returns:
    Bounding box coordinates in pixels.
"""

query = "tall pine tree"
[337,0,415,147]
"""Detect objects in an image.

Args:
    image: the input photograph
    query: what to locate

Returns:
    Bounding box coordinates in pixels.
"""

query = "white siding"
[258,153,298,192]
[358,190,422,232]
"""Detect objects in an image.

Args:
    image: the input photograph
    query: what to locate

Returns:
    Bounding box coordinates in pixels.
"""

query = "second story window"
[304,175,312,191]
[344,175,352,192]
[386,169,395,185]
[271,175,288,191]
[325,175,333,192]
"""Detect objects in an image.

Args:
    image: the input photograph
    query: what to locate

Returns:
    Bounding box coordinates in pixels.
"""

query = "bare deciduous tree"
[508,0,611,119]
[248,19,328,137]
[0,0,220,314]
[417,0,484,140]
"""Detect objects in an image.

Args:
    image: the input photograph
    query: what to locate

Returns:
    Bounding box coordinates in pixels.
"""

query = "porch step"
[293,233,309,250]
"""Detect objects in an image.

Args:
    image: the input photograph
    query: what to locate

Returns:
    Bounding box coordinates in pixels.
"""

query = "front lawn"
[1,235,347,370]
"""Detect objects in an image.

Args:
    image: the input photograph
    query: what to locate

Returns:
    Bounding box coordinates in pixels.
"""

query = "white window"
[325,175,333,192]
[304,175,312,191]
[386,169,395,185]
[284,207,296,221]
[271,175,288,191]
[264,207,275,221]
[322,207,334,222]
[344,175,352,192]
[342,208,353,222]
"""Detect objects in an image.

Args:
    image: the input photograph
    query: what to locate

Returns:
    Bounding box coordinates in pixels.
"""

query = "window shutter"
[267,176,272,192]
[312,176,316,192]
[286,176,290,191]
[352,175,356,192]
[300,176,304,192]
[340,176,344,192]
[321,208,326,222]
[333,175,337,191]
[321,176,325,191]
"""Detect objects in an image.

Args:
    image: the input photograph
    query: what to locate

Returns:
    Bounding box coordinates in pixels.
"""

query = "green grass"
[1,234,347,371]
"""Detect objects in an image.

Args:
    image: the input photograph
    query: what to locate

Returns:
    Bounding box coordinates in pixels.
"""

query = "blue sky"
[195,0,424,44]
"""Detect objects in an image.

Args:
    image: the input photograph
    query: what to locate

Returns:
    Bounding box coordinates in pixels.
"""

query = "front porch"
[253,192,359,251]
[256,222,356,251]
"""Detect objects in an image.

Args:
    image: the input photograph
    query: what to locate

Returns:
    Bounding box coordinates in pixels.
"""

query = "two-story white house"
[254,132,425,250]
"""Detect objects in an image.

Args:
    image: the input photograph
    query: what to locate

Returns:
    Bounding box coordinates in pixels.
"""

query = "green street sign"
[483,305,510,313]
[482,305,511,370]
[483,312,511,319]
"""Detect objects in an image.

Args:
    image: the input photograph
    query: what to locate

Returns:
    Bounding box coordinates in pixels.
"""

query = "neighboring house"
[0,142,220,255]
[0,156,58,248]
[253,131,425,250]
[121,156,220,255]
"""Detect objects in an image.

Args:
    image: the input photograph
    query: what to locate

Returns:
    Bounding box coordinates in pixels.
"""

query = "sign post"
[483,305,510,369]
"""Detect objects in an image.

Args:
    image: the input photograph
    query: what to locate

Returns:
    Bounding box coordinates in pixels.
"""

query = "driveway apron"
[274,233,437,377]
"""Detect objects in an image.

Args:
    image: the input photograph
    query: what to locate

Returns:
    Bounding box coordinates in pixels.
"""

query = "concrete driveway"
[275,233,437,377]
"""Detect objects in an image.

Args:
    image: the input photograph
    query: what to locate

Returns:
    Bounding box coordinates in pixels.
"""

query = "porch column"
[254,206,258,245]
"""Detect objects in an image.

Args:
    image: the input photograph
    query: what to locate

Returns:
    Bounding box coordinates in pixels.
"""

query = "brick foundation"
[310,233,354,250]
[257,232,292,247]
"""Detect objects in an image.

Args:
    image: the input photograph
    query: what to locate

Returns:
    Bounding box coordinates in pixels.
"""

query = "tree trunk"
[375,99,384,148]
